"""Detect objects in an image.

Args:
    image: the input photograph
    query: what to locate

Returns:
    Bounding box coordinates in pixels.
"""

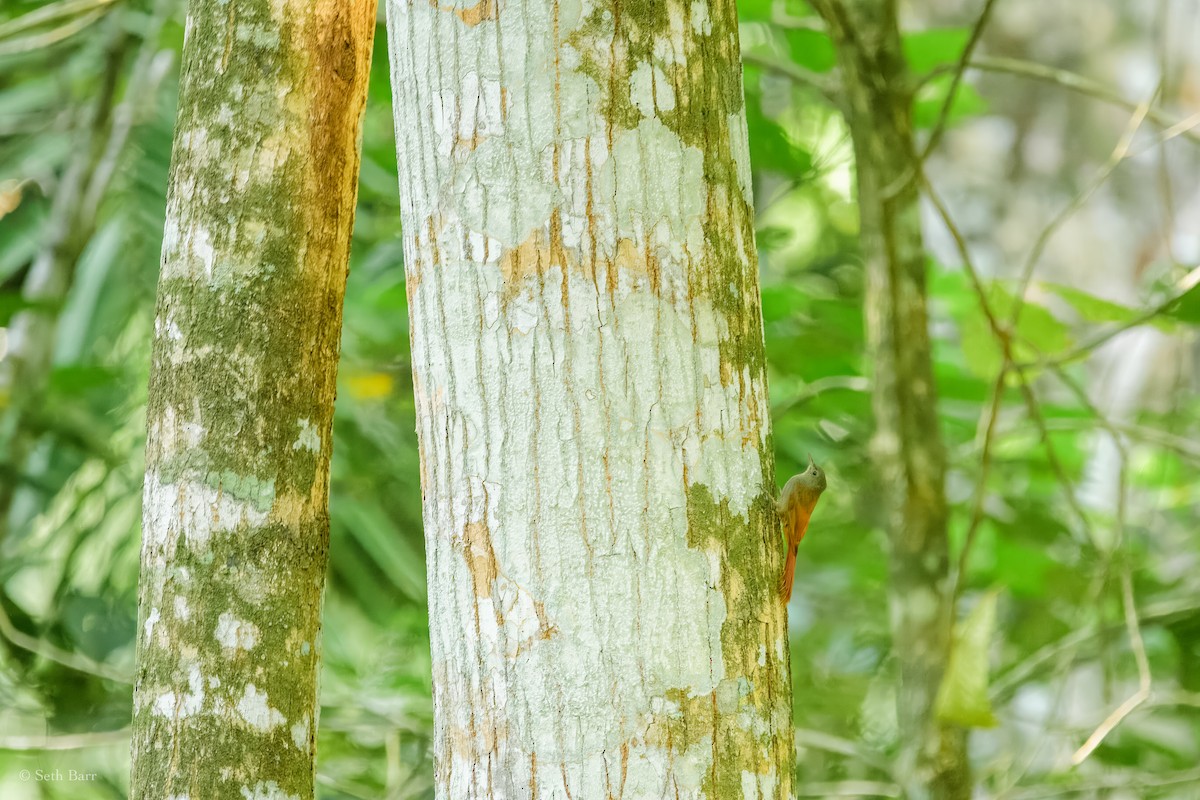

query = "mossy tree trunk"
[130,2,375,798]
[810,1,969,798]
[386,0,792,796]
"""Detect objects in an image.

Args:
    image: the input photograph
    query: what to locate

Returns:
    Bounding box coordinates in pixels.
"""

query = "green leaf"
[959,310,1003,379]
[990,534,1057,598]
[903,28,970,73]
[1042,283,1141,324]
[737,0,774,22]
[954,280,1072,376]
[49,365,120,392]
[744,79,814,179]
[785,28,837,73]
[1013,298,1070,357]
[1163,281,1200,324]
[913,76,987,129]
[760,284,807,323]
[936,590,1000,728]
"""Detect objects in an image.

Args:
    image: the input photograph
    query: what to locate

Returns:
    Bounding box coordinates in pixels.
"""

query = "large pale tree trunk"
[386,0,792,797]
[812,1,968,797]
[130,2,375,798]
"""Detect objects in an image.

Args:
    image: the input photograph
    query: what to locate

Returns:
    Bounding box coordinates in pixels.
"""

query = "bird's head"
[781,453,827,504]
[797,453,826,493]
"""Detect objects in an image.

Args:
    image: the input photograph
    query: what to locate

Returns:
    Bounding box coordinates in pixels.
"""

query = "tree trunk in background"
[387,0,792,796]
[130,2,375,798]
[811,1,969,798]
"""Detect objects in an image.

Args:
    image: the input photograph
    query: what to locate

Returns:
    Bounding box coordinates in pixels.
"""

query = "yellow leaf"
[345,371,394,400]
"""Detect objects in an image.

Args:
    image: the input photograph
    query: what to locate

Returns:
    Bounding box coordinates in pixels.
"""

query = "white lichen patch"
[618,292,765,518]
[482,577,544,658]
[236,684,286,732]
[737,702,774,739]
[152,664,206,719]
[691,1,712,34]
[142,471,272,553]
[174,596,191,621]
[154,313,184,342]
[650,695,682,716]
[239,781,299,800]
[291,418,321,453]
[215,612,261,651]
[455,135,555,247]
[290,713,310,751]
[169,217,216,281]
[150,404,207,456]
[594,118,706,262]
[742,769,778,800]
[432,71,505,156]
[233,21,281,50]
[621,739,713,798]
[630,62,676,115]
[144,608,161,639]
[242,131,294,186]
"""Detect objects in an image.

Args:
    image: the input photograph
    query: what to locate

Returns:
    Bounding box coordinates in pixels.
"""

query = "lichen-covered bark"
[130,2,375,799]
[810,1,969,798]
[386,0,790,797]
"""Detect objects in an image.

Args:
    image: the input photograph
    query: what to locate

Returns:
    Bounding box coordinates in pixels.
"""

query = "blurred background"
[1,0,1198,797]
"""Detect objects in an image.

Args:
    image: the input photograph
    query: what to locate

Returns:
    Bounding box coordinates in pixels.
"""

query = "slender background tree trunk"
[130,2,375,798]
[386,0,793,796]
[811,1,970,797]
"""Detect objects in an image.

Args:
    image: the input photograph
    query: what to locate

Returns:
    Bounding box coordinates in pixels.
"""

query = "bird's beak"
[808,453,816,469]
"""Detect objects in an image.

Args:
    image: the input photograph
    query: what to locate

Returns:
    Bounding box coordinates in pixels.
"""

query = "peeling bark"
[130,2,376,798]
[810,1,969,797]
[386,0,792,796]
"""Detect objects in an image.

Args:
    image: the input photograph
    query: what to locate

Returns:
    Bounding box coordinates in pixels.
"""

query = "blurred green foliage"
[1,1,1198,798]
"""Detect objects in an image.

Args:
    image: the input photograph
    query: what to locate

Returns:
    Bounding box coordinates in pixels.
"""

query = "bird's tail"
[780,544,798,603]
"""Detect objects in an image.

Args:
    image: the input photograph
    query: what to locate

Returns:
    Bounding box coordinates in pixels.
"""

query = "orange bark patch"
[613,237,661,288]
[499,221,579,303]
[427,0,498,27]
[455,0,497,26]
[462,520,499,598]
[454,132,487,152]
[500,229,551,301]
[499,225,672,304]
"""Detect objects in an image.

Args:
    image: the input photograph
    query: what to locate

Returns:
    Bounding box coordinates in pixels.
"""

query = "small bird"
[778,454,827,603]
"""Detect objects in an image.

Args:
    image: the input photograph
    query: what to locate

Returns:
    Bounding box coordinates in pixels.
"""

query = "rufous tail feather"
[780,544,798,603]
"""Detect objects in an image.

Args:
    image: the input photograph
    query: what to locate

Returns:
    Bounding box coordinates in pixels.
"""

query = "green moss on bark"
[676,477,791,797]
